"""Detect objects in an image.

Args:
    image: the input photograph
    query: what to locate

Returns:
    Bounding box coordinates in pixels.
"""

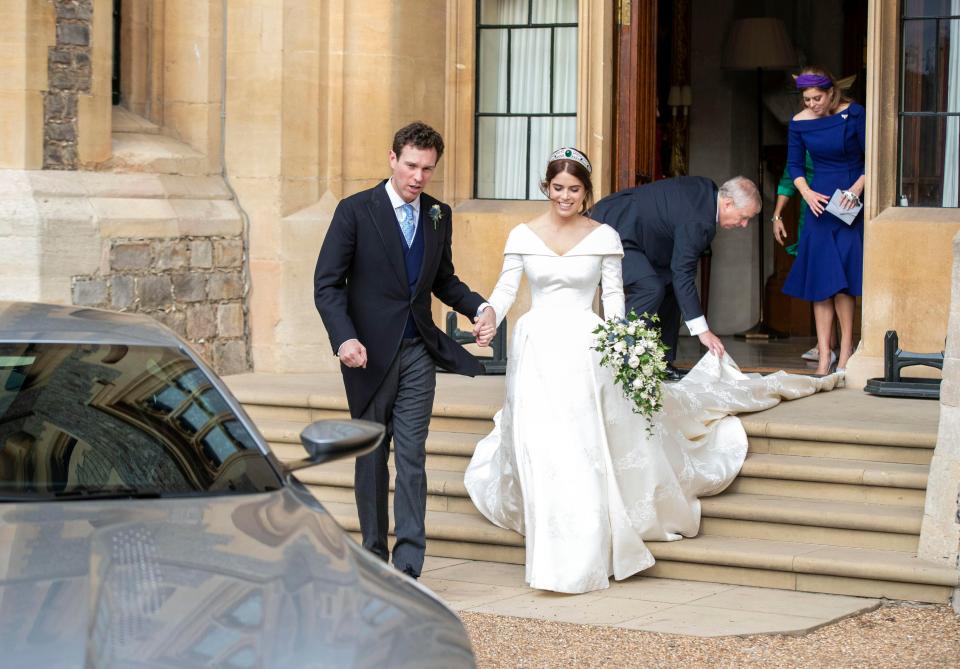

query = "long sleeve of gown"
[601,254,625,320]
[488,253,523,329]
[787,122,807,182]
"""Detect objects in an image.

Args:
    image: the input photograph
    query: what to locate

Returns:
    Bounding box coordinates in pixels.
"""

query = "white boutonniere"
[429,204,442,230]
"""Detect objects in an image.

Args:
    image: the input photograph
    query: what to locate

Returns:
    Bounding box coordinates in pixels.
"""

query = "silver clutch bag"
[824,189,862,225]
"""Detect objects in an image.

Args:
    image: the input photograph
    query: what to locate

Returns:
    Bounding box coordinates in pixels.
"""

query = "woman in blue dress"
[783,66,866,375]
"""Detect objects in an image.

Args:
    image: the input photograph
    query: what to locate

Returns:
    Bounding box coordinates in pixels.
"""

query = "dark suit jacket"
[314,181,485,415]
[590,176,718,322]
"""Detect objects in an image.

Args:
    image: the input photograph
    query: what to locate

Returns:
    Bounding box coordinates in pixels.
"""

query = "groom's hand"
[698,330,725,358]
[338,339,368,368]
[473,307,496,347]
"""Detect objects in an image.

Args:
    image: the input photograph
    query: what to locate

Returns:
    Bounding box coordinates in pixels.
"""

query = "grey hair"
[718,176,761,210]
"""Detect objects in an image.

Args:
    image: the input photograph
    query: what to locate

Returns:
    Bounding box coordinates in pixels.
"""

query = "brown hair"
[541,157,594,213]
[796,66,852,114]
[392,121,444,160]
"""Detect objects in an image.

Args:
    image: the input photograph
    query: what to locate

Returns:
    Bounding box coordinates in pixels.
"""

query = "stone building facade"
[0,0,957,381]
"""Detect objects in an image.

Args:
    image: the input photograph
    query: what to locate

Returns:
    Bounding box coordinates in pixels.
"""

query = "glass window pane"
[900,115,956,206]
[177,402,211,435]
[528,117,577,200]
[175,367,208,393]
[903,0,955,18]
[946,115,960,206]
[201,424,239,464]
[147,385,188,415]
[901,18,959,112]
[947,19,960,112]
[225,419,257,450]
[478,29,508,113]
[477,116,528,199]
[480,0,528,25]
[532,0,577,23]
[197,387,230,417]
[553,27,578,113]
[511,28,551,113]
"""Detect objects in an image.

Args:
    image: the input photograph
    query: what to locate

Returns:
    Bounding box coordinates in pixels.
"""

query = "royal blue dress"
[782,102,866,302]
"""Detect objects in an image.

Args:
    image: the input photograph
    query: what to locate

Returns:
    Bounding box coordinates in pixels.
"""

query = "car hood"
[0,485,474,669]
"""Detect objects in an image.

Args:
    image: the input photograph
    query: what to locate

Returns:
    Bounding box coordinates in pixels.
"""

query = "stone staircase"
[225,372,959,603]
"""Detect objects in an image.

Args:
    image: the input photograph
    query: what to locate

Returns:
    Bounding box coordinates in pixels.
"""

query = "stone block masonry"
[44,0,93,170]
[71,235,250,375]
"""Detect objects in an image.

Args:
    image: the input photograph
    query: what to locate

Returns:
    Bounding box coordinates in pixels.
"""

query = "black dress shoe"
[664,364,684,382]
[400,566,418,580]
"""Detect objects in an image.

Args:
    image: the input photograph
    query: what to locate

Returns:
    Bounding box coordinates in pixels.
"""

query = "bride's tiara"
[549,147,592,174]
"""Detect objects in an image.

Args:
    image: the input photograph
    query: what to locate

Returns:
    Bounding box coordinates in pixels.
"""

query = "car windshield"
[0,342,281,499]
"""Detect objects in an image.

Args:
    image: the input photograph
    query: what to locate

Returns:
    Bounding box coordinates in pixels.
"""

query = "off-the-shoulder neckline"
[792,102,862,124]
[521,222,607,257]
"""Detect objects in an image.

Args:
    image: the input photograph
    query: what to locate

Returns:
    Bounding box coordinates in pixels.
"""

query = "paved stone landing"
[420,557,881,637]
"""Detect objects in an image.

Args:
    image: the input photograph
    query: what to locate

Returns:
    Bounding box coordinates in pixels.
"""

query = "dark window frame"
[897,2,960,207]
[473,0,578,200]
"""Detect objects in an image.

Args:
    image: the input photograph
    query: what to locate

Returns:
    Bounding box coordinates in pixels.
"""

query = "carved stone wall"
[44,0,93,169]
[71,235,248,374]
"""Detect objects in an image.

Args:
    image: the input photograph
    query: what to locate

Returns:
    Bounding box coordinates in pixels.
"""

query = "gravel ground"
[462,602,960,668]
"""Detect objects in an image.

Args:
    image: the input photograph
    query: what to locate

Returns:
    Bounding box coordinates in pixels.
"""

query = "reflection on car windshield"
[0,343,281,499]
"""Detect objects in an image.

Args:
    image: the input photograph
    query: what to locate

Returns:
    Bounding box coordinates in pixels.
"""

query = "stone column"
[235,0,450,372]
[161,0,222,170]
[918,231,960,611]
[0,2,56,169]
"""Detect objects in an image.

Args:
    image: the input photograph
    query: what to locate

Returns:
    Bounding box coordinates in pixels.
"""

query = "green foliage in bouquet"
[592,310,669,432]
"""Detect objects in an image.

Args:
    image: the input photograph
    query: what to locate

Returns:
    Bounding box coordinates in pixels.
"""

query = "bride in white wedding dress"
[464,148,842,594]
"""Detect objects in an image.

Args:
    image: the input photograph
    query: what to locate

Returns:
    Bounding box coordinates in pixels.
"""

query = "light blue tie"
[399,203,416,247]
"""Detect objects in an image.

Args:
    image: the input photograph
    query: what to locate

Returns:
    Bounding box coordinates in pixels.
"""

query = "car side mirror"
[285,419,384,471]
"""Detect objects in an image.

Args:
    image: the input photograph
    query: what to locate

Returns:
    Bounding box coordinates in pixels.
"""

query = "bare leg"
[813,298,836,375]
[834,293,856,369]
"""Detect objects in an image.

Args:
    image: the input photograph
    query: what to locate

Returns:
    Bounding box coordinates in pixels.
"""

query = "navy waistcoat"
[400,214,425,338]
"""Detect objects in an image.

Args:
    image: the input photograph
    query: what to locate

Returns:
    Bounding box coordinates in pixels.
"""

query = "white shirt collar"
[715,194,720,224]
[385,179,420,215]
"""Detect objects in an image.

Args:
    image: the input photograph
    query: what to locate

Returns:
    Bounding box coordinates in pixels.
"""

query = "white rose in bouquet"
[592,310,669,434]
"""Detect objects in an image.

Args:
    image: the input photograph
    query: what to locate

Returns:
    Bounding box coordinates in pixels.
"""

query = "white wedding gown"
[464,222,842,594]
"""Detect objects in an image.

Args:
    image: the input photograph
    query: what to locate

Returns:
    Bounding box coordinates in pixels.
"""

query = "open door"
[613,0,658,191]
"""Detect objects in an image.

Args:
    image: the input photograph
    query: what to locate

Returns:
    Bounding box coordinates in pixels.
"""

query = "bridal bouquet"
[592,310,669,431]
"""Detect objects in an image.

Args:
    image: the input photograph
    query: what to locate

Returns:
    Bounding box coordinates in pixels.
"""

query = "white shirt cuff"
[476,303,492,319]
[685,316,709,336]
[336,338,359,357]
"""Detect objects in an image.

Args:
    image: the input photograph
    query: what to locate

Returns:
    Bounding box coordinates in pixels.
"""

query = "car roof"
[0,301,185,348]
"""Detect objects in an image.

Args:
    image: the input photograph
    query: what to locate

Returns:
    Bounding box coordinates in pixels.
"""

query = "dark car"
[0,301,475,669]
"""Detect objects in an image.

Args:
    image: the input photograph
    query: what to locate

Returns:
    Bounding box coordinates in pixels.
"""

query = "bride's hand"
[473,307,496,347]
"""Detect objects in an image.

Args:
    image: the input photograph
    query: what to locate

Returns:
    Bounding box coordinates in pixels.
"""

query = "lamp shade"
[667,85,682,107]
[722,17,797,70]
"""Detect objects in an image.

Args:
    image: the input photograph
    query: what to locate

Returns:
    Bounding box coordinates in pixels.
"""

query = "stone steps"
[224,372,950,602]
[261,417,928,508]
[319,500,957,604]
[285,457,922,552]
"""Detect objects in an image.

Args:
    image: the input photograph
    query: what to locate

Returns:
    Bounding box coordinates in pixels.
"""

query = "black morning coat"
[589,176,719,323]
[314,180,485,416]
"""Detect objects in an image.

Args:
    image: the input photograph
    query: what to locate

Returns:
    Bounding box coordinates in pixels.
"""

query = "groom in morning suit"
[314,122,496,579]
[590,176,761,369]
